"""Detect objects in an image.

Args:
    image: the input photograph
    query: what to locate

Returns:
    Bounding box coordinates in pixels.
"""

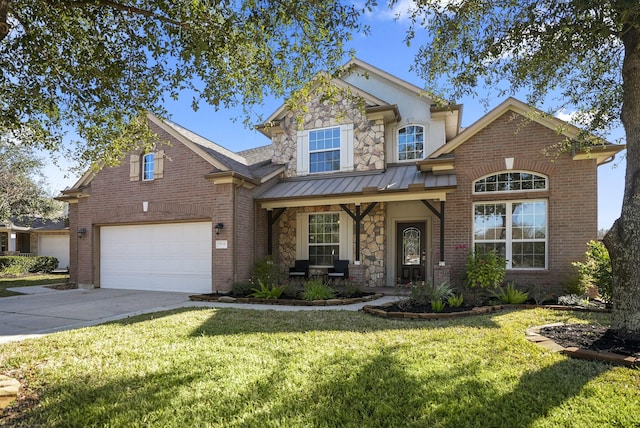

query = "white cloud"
[556,109,577,123]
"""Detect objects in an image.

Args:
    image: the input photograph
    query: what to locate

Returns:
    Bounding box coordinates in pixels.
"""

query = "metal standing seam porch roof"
[255,164,457,209]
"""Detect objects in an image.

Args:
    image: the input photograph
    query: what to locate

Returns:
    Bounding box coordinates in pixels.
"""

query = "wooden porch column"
[267,208,286,256]
[422,200,445,263]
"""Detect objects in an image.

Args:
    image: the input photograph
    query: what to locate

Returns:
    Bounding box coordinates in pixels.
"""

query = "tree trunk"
[603,23,640,338]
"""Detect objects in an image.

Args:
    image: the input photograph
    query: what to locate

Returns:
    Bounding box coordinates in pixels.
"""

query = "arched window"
[142,153,155,181]
[473,171,547,193]
[398,125,424,161]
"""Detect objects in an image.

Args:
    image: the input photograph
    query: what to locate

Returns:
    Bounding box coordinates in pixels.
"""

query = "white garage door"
[39,235,70,269]
[100,222,212,293]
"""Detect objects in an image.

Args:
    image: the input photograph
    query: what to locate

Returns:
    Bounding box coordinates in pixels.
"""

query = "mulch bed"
[189,292,383,306]
[381,302,476,313]
[541,324,640,358]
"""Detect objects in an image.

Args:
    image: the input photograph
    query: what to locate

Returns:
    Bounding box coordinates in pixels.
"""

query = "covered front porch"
[256,165,456,287]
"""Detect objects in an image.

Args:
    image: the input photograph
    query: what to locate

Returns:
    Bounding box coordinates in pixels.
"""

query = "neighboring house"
[0,218,70,269]
[59,58,624,294]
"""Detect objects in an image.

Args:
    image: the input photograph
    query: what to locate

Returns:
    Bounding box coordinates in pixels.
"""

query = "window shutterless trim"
[472,199,548,270]
[472,171,548,195]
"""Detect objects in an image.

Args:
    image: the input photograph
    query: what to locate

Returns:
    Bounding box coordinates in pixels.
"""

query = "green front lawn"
[1,308,638,427]
[0,274,70,297]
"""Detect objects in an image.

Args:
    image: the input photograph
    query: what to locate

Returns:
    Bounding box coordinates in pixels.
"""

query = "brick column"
[349,263,366,286]
[433,264,451,286]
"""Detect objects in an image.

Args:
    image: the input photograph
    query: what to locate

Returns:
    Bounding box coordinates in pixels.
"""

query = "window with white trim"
[473,200,547,269]
[296,211,353,266]
[308,213,340,265]
[397,125,424,161]
[296,124,354,175]
[309,127,340,173]
[142,153,155,181]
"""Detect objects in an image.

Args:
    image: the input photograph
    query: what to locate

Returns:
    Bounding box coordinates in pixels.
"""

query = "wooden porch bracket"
[422,200,445,263]
[267,208,286,256]
[340,202,378,262]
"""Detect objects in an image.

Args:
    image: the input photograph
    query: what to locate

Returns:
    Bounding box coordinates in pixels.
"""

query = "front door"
[397,222,426,284]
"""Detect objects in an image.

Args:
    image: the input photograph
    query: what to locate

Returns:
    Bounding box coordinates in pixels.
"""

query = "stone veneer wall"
[271,92,386,177]
[277,203,387,287]
[358,203,386,287]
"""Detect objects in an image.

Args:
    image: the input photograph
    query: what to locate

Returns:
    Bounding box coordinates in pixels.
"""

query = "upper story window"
[309,127,341,173]
[142,153,155,181]
[296,124,354,176]
[129,150,165,182]
[474,171,547,193]
[398,125,424,161]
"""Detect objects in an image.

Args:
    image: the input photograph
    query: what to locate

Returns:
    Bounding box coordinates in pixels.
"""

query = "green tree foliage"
[0,135,61,221]
[0,0,371,166]
[398,0,640,337]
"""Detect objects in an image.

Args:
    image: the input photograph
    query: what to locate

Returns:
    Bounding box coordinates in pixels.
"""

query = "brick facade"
[431,111,598,294]
[68,120,260,293]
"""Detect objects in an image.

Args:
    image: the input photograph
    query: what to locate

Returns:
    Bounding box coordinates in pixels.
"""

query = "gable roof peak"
[149,113,249,167]
[428,97,623,164]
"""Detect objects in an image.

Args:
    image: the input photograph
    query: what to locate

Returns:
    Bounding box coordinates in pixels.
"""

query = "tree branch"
[52,0,187,27]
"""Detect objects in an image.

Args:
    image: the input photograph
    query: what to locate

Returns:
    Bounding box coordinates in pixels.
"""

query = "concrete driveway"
[0,287,192,344]
[0,287,397,344]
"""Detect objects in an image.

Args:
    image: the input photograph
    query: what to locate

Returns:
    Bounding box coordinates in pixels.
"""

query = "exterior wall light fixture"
[215,223,224,235]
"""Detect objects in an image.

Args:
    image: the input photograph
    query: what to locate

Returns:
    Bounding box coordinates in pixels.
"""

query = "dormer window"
[398,125,424,161]
[142,153,155,181]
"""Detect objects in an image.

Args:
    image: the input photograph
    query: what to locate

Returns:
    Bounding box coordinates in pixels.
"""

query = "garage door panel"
[101,223,212,293]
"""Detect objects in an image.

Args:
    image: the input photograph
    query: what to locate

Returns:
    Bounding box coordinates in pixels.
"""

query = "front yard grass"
[1,308,638,427]
[0,274,70,297]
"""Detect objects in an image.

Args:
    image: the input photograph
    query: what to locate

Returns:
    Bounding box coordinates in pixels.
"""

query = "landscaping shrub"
[249,280,284,299]
[232,281,253,296]
[0,256,59,276]
[492,282,529,304]
[430,299,446,312]
[397,281,454,308]
[340,279,362,298]
[301,279,335,301]
[280,282,300,299]
[527,283,555,305]
[465,250,506,288]
[572,240,613,302]
[30,256,58,273]
[252,255,280,287]
[405,281,430,306]
[561,273,587,296]
[447,293,464,308]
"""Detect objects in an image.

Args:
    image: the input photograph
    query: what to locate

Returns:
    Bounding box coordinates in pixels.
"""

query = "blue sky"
[44,3,626,230]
